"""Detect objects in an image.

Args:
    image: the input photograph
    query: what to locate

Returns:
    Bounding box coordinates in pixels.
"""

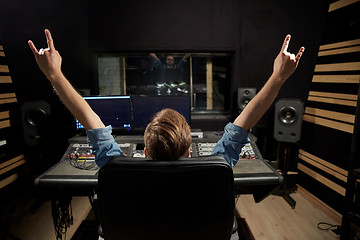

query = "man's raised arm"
[234,34,305,130]
[28,29,104,130]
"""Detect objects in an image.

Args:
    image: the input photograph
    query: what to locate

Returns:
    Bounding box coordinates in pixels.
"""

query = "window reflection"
[97,52,231,113]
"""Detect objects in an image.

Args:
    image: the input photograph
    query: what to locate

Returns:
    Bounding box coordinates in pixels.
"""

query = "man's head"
[166,56,175,68]
[144,108,191,160]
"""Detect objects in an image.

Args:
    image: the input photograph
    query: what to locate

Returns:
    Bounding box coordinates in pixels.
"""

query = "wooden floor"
[236,186,341,240]
[4,196,92,240]
[3,185,341,240]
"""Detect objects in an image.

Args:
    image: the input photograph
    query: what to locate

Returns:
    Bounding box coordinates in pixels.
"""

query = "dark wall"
[239,1,329,100]
[0,0,89,98]
[0,0,329,137]
[89,0,241,51]
[0,0,89,166]
[238,0,329,131]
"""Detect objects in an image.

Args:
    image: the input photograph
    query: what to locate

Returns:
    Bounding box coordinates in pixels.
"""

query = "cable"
[66,145,99,171]
[317,222,341,233]
[69,157,98,170]
[235,195,241,204]
[51,198,73,240]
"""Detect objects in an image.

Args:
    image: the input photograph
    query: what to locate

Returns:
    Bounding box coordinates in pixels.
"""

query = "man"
[28,29,304,168]
[149,53,191,94]
[150,53,191,69]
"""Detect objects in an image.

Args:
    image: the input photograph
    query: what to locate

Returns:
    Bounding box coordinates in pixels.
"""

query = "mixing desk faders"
[193,141,263,160]
[195,142,217,156]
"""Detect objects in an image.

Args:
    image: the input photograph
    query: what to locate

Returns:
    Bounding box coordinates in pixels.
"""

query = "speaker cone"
[25,109,47,127]
[278,106,297,125]
[239,96,252,111]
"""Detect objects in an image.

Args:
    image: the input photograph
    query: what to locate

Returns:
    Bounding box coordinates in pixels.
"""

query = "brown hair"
[144,108,191,160]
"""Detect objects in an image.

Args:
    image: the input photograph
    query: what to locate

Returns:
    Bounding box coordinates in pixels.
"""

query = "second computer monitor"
[132,95,191,130]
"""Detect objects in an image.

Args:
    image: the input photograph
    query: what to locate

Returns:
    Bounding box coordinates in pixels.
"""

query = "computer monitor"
[76,96,132,131]
[132,95,191,130]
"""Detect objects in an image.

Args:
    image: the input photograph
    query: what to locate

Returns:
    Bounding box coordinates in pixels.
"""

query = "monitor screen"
[76,96,132,130]
[132,95,191,130]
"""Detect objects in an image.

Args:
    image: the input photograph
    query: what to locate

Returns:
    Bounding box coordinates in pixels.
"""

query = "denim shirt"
[87,126,124,168]
[211,123,250,167]
[87,123,249,168]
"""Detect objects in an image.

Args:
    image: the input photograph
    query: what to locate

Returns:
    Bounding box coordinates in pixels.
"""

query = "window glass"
[97,53,231,113]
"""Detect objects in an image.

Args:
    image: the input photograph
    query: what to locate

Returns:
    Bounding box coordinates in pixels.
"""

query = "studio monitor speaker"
[237,88,256,111]
[21,101,51,146]
[273,98,304,143]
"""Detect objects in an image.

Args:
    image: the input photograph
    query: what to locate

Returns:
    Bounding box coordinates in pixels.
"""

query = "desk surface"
[35,133,282,202]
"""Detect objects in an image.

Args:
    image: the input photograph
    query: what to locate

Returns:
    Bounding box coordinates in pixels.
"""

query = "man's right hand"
[28,29,63,81]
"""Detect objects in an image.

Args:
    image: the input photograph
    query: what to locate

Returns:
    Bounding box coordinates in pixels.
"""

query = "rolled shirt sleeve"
[87,125,124,168]
[211,123,250,167]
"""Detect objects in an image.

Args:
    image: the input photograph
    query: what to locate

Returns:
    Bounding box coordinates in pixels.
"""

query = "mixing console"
[65,134,263,170]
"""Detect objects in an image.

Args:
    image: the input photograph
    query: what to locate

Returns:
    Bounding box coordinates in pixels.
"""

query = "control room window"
[97,52,231,114]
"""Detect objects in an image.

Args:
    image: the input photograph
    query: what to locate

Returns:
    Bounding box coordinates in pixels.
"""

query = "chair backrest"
[97,155,235,240]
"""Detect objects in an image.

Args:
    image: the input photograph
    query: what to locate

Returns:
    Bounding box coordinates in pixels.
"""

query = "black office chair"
[97,155,237,240]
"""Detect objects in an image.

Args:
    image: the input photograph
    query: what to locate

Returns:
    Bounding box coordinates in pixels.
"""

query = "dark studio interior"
[0,0,360,239]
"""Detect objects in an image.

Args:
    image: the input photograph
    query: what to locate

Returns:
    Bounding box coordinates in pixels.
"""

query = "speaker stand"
[273,142,299,209]
[275,171,298,209]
